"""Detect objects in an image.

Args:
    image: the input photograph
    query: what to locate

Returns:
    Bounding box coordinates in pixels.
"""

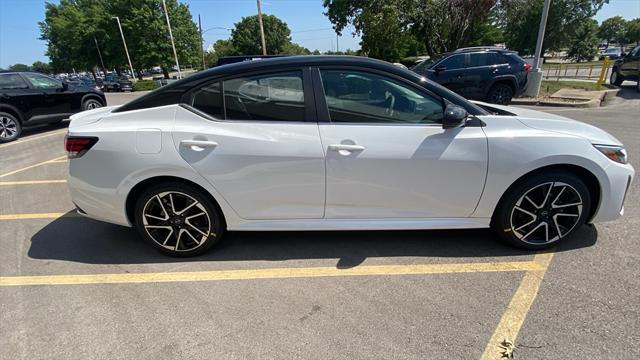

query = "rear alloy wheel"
[82,98,103,111]
[487,83,514,105]
[610,69,624,86]
[0,112,22,143]
[493,172,590,249]
[135,183,224,256]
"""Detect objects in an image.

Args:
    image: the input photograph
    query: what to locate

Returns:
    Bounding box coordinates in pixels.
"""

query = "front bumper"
[591,162,635,222]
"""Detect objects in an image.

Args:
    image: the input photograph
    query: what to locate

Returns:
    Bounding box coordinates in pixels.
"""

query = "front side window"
[22,73,61,89]
[438,55,465,70]
[320,70,443,124]
[224,71,305,121]
[0,74,28,90]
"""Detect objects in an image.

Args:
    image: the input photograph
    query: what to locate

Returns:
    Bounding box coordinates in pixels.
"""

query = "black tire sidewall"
[134,182,224,257]
[82,99,102,111]
[492,172,591,250]
[610,69,623,86]
[488,84,513,105]
[0,111,22,143]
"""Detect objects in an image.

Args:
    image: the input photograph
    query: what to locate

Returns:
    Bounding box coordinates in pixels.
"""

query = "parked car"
[610,45,639,86]
[411,47,531,104]
[599,47,623,60]
[101,74,133,92]
[64,56,633,256]
[0,71,106,142]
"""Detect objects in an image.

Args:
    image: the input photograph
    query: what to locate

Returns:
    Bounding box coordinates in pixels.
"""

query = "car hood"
[472,100,623,146]
[69,105,117,128]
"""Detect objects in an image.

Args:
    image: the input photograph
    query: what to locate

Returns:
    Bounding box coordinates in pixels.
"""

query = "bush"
[133,80,160,91]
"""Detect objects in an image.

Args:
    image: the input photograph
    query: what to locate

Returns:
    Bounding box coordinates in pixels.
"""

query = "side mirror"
[442,104,468,129]
[434,65,446,73]
[60,82,68,91]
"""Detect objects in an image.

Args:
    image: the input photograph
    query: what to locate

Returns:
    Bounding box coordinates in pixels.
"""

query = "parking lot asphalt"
[1,85,639,359]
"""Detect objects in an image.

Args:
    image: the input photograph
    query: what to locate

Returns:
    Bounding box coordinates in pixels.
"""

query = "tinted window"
[438,54,465,70]
[0,74,28,89]
[468,52,507,67]
[22,73,61,89]
[192,82,223,119]
[320,70,443,124]
[223,71,304,121]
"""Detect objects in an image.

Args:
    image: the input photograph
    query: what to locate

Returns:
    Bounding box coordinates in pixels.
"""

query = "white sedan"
[65,56,634,256]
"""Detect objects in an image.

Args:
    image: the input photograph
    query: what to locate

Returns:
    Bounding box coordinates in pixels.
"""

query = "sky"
[1,0,639,69]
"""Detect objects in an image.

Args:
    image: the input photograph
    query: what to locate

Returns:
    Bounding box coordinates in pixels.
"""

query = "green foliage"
[39,0,200,76]
[204,39,236,67]
[8,63,31,71]
[498,0,608,56]
[133,79,160,91]
[624,18,640,45]
[230,14,291,55]
[598,16,627,46]
[281,42,311,55]
[566,19,599,62]
[31,61,52,74]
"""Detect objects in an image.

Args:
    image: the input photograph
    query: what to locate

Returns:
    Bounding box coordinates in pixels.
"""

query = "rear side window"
[192,82,223,118]
[0,74,28,90]
[468,52,507,67]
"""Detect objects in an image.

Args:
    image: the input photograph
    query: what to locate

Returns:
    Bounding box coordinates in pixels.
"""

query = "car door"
[0,73,42,120]
[21,72,74,119]
[315,68,488,219]
[428,54,467,95]
[619,46,640,78]
[172,68,326,220]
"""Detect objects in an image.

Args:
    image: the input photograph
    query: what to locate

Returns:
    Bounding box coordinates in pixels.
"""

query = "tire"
[486,83,514,105]
[134,182,225,256]
[0,111,22,143]
[610,69,624,86]
[492,171,591,250]
[82,98,103,111]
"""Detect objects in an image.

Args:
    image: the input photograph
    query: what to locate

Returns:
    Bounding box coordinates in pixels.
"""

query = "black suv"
[610,45,639,89]
[411,47,531,104]
[101,74,133,92]
[0,71,106,143]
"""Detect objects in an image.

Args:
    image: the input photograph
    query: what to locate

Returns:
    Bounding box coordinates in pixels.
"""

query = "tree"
[204,39,236,67]
[230,14,291,55]
[566,19,599,62]
[8,64,30,71]
[281,43,311,55]
[625,18,640,46]
[499,0,608,56]
[323,0,495,60]
[31,61,52,74]
[599,16,627,48]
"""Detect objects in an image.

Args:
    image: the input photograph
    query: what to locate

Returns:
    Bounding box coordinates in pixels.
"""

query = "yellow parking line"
[0,180,67,186]
[480,252,554,359]
[0,129,67,149]
[48,159,68,163]
[0,260,544,287]
[0,212,67,220]
[0,155,67,178]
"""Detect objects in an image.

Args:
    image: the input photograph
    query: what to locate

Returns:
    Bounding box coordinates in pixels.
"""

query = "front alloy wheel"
[0,112,21,143]
[135,183,224,256]
[493,172,590,250]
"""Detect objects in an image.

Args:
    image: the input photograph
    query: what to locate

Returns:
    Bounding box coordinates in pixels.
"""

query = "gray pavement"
[1,85,639,359]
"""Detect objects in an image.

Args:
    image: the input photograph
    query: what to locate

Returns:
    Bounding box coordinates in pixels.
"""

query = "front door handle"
[180,139,218,151]
[328,144,365,152]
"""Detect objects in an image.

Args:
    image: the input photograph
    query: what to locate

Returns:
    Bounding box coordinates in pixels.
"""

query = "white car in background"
[65,56,634,256]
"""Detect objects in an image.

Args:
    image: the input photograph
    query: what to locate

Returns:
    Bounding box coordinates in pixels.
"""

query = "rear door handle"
[328,144,365,152]
[180,139,218,150]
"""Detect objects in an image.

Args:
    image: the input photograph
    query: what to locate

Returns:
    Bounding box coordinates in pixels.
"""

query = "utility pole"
[93,35,107,77]
[524,0,552,97]
[199,14,206,70]
[256,0,267,55]
[336,33,339,53]
[162,0,182,78]
[111,16,135,81]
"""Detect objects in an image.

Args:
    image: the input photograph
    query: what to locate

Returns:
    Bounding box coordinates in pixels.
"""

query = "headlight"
[594,145,628,164]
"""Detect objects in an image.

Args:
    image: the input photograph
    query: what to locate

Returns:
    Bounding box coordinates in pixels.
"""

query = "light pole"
[256,0,267,55]
[524,0,552,97]
[93,35,107,78]
[162,0,181,78]
[199,14,205,70]
[111,16,135,81]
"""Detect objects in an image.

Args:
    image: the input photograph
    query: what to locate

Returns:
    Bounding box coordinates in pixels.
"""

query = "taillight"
[65,136,98,158]
[524,63,532,72]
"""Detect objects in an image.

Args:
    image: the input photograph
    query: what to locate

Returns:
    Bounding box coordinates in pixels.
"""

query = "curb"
[511,98,600,108]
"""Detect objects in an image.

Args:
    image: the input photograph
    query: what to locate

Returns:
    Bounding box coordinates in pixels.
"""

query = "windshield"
[411,54,445,72]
